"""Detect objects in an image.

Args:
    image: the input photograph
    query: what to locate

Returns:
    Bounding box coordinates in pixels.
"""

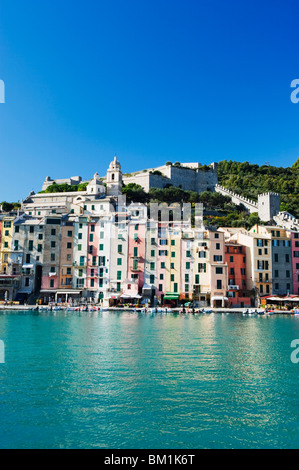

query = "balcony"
[228,285,239,290]
[73,262,87,268]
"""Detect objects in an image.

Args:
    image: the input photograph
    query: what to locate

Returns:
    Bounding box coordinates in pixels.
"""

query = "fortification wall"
[215,185,258,213]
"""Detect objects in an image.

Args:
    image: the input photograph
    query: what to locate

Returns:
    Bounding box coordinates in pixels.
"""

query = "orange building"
[225,241,252,308]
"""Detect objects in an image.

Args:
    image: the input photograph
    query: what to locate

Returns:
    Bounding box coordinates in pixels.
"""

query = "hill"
[218,158,299,218]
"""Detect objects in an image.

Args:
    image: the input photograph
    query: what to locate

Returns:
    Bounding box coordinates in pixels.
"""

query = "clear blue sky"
[0,0,299,201]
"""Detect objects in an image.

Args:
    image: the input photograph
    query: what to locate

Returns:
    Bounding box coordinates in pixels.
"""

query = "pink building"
[291,232,299,295]
[126,219,146,298]
[86,220,100,298]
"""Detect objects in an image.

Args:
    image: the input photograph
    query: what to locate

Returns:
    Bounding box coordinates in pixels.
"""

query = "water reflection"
[0,311,298,449]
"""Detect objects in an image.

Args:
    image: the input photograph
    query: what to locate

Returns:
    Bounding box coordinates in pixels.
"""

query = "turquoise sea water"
[0,310,298,449]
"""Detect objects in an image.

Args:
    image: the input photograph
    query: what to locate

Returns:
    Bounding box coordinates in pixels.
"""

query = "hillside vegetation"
[218,158,299,218]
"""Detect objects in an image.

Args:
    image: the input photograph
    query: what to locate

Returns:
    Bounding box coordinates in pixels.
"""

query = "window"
[118,245,122,254]
[78,233,82,240]
[29,226,34,233]
[174,283,178,293]
[159,250,167,256]
[274,253,278,262]
[133,260,138,270]
[241,268,246,275]
[4,230,9,236]
[216,267,223,274]
[150,275,155,284]
[28,240,33,251]
[215,233,219,238]
[51,229,56,236]
[159,284,163,292]
[135,224,139,231]
[216,279,222,290]
[151,238,156,245]
[171,252,175,258]
[38,233,43,240]
[67,242,72,249]
[92,256,97,266]
[88,246,93,254]
[80,256,85,266]
[160,274,164,280]
[78,244,82,251]
[134,247,138,257]
[50,279,54,288]
[286,270,290,278]
[185,284,189,292]
[195,274,199,284]
[67,254,71,261]
[185,274,189,282]
[100,232,104,239]
[171,274,174,282]
[230,268,234,275]
[186,262,190,270]
[99,256,105,266]
[161,262,165,269]
[14,240,19,250]
[50,266,56,273]
[89,234,93,242]
[150,262,155,270]
[151,250,155,257]
[15,226,20,233]
[285,254,290,263]
[51,253,55,261]
[171,240,175,246]
[67,268,71,275]
[117,271,122,280]
[51,241,56,248]
[198,263,206,273]
[216,243,220,250]
[99,244,104,251]
[186,250,191,257]
[170,263,174,269]
[90,278,95,287]
[230,256,234,262]
[213,255,222,262]
[117,258,122,266]
[68,230,72,237]
[26,254,30,264]
[160,239,168,245]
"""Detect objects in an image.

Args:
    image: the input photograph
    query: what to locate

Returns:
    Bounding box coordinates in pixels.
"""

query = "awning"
[164,293,180,300]
[22,264,34,268]
[56,290,82,295]
[142,283,154,290]
[211,296,228,301]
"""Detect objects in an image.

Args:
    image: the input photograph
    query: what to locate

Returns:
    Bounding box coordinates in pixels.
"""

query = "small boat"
[243,308,251,315]
[203,308,212,314]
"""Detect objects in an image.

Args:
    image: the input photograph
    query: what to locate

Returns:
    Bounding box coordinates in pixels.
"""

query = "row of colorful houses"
[0,206,298,307]
[1,157,298,308]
